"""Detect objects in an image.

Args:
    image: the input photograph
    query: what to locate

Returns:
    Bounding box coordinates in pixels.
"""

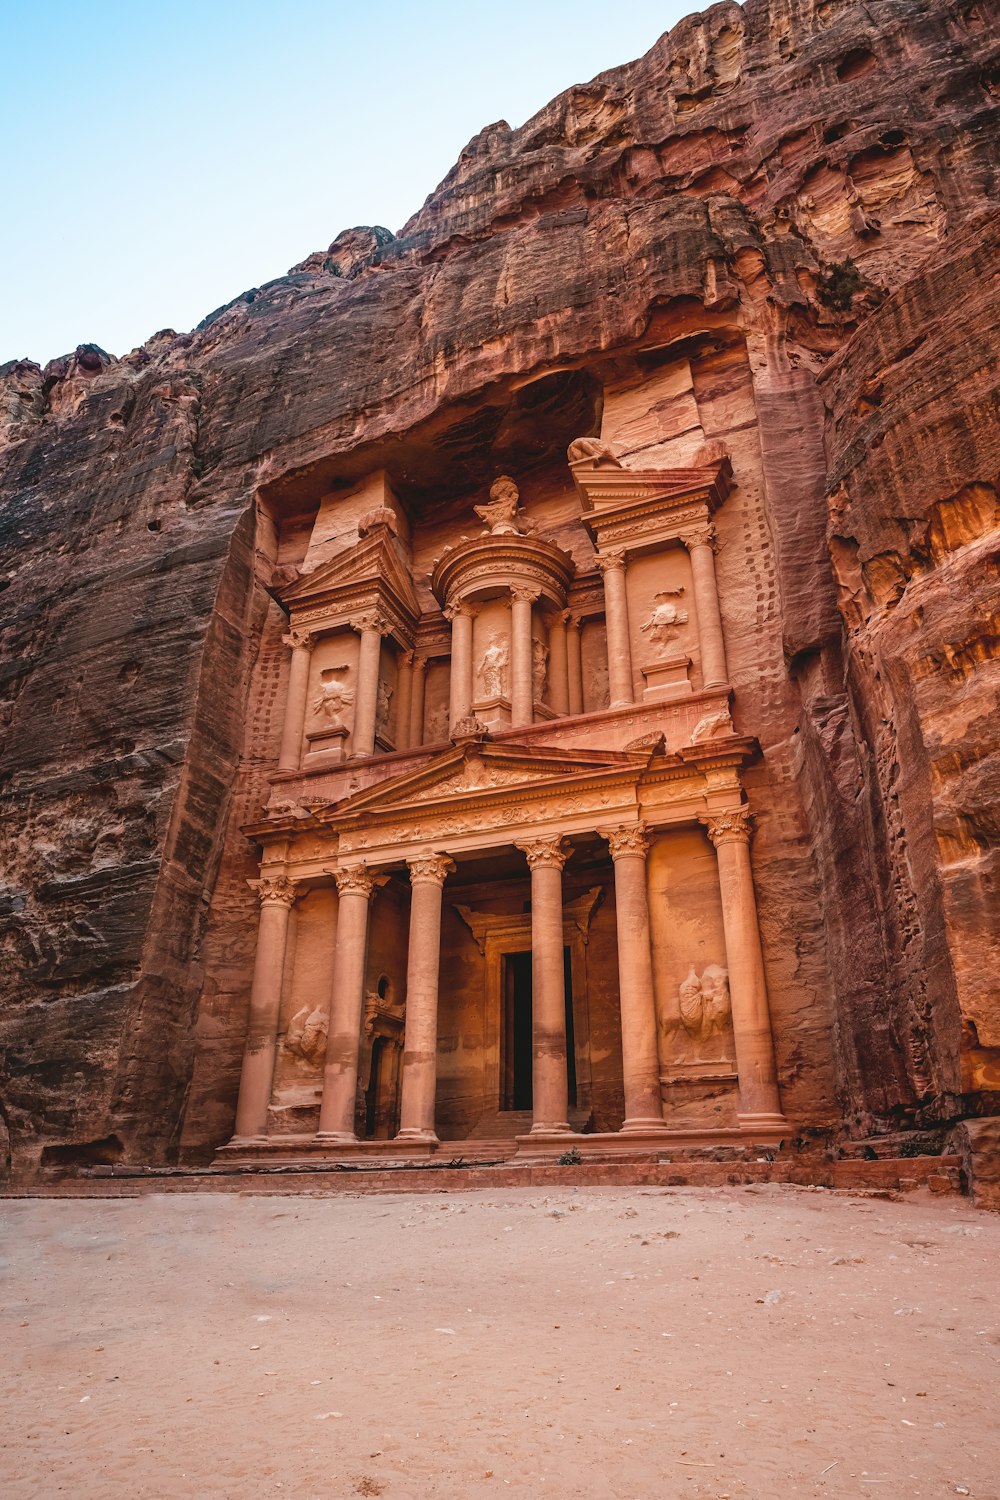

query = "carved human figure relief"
[678,963,732,1041]
[532,636,549,700]
[640,590,689,651]
[474,475,526,535]
[311,666,354,728]
[479,638,510,698]
[285,1004,328,1066]
[375,678,393,733]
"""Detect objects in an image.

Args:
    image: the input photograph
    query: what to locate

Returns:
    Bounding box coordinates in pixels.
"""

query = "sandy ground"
[1,1185,998,1500]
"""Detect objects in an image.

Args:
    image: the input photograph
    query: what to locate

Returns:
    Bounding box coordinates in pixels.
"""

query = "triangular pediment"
[320,740,649,826]
[280,531,419,620]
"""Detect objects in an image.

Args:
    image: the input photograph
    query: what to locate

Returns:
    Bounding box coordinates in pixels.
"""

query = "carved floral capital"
[596,551,626,575]
[334,865,378,899]
[282,629,315,653]
[408,851,456,887]
[703,807,753,847]
[517,835,573,871]
[680,525,717,552]
[352,612,390,636]
[510,585,540,604]
[252,875,298,908]
[444,599,478,622]
[601,824,650,860]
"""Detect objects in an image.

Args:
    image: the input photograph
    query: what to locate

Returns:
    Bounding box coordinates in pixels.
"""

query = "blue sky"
[2,1,698,366]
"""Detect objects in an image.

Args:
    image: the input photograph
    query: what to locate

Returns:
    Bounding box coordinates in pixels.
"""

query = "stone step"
[464,1107,593,1140]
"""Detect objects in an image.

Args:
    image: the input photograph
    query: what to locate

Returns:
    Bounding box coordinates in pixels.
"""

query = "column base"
[313,1130,360,1144]
[621,1116,670,1135]
[395,1127,439,1144]
[529,1121,572,1136]
[738,1111,788,1132]
[224,1133,268,1149]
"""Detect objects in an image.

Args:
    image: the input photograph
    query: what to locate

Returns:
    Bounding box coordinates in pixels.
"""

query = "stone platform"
[3,1153,964,1200]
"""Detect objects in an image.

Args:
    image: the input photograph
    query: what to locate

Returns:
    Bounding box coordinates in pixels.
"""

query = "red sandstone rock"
[0,0,997,1190]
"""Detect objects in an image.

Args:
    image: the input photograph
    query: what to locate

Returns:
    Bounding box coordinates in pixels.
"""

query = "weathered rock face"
[0,0,997,1187]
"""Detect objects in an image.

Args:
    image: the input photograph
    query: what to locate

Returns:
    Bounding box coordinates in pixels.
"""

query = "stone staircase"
[461,1107,593,1141]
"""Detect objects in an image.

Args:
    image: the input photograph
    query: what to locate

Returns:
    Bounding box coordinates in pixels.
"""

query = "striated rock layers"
[0,0,997,1194]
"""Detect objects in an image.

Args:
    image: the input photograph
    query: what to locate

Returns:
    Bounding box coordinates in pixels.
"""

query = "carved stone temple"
[219,445,789,1163]
[1,0,997,1196]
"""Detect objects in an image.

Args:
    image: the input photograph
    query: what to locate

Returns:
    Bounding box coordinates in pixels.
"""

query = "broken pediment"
[279,524,420,626]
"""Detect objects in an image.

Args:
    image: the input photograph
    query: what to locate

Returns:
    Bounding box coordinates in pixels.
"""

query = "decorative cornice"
[250,875,297,907]
[334,865,378,898]
[601,824,650,860]
[517,835,573,870]
[407,852,456,887]
[703,807,753,847]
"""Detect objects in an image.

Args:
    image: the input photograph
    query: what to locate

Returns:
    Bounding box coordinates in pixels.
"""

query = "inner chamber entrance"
[500,948,576,1111]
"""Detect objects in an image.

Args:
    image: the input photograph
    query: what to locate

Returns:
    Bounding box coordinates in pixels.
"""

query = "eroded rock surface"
[0,0,997,1188]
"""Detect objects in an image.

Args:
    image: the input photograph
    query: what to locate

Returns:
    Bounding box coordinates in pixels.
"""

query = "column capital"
[517,835,573,871]
[282,628,315,653]
[703,806,753,847]
[444,598,478,621]
[411,653,428,675]
[250,874,298,908]
[680,524,717,552]
[352,611,390,636]
[397,648,415,669]
[596,550,626,575]
[510,584,540,604]
[601,824,650,860]
[333,865,378,899]
[408,851,456,887]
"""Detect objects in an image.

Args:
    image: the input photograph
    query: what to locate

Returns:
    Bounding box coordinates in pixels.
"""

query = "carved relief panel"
[305,630,361,764]
[625,549,699,700]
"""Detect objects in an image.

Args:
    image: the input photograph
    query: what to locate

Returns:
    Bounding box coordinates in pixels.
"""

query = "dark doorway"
[365,1037,400,1139]
[501,948,576,1110]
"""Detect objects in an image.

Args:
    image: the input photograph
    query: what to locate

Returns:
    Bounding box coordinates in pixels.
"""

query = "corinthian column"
[233,875,297,1141]
[704,808,784,1126]
[602,825,668,1133]
[682,525,728,689]
[396,852,455,1142]
[409,656,427,747]
[352,614,387,758]
[277,631,314,773]
[316,867,377,1141]
[395,651,414,752]
[547,612,570,716]
[516,836,572,1133]
[597,553,634,707]
[510,586,537,727]
[446,601,476,733]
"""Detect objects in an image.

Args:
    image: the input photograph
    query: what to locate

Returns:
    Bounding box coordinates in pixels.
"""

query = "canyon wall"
[0,0,996,1189]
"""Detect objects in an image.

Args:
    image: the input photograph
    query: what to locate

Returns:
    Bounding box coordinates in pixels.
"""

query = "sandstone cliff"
[1,0,997,1192]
